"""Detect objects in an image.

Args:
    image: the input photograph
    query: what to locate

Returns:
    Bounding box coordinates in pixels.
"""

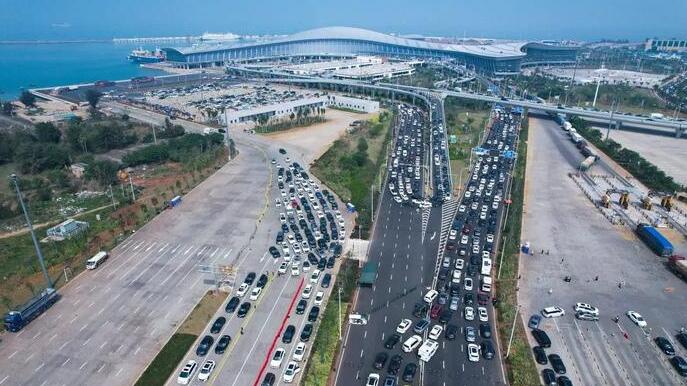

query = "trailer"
[636,223,674,256]
[570,132,583,144]
[580,156,597,171]
[3,287,60,332]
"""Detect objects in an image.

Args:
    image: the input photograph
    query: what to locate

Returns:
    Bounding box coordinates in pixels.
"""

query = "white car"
[275,199,281,207]
[486,234,494,243]
[574,303,599,316]
[396,318,412,334]
[455,259,464,270]
[428,325,443,340]
[249,287,262,301]
[464,277,473,291]
[366,373,380,386]
[402,335,423,353]
[467,343,480,362]
[290,264,300,276]
[197,360,215,381]
[270,348,286,368]
[292,244,302,254]
[461,235,469,245]
[293,342,306,362]
[458,205,466,213]
[451,269,462,284]
[283,361,300,383]
[449,230,458,240]
[478,307,488,322]
[541,306,566,318]
[236,283,249,297]
[314,291,324,306]
[627,311,647,327]
[301,241,310,253]
[301,284,313,299]
[302,261,311,272]
[278,262,288,275]
[464,306,475,321]
[310,269,321,284]
[177,360,197,385]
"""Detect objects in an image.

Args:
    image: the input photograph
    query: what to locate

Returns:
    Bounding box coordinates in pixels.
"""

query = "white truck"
[481,258,492,276]
[418,339,439,362]
[562,121,572,131]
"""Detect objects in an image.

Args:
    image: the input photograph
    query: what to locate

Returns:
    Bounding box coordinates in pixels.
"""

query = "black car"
[296,299,307,315]
[256,274,268,288]
[477,293,490,305]
[656,336,676,355]
[384,333,401,349]
[387,354,402,375]
[479,323,492,339]
[317,258,327,270]
[276,232,284,243]
[677,333,687,350]
[308,306,320,322]
[549,354,566,374]
[542,369,557,386]
[308,253,319,265]
[321,273,332,288]
[215,334,231,354]
[196,335,214,356]
[237,302,251,318]
[210,317,226,334]
[557,376,573,386]
[373,352,388,370]
[671,356,687,377]
[261,372,276,386]
[481,340,495,359]
[450,283,461,296]
[438,310,453,324]
[269,246,280,258]
[463,293,474,306]
[326,256,335,269]
[279,148,287,154]
[225,296,240,313]
[300,323,313,342]
[283,325,296,343]
[402,363,417,382]
[412,303,428,318]
[532,329,551,348]
[533,346,548,365]
[445,324,458,340]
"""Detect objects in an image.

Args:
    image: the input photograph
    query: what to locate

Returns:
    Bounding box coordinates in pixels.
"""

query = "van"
[481,258,492,276]
[86,251,108,270]
[423,290,438,304]
[349,314,369,325]
[481,276,492,293]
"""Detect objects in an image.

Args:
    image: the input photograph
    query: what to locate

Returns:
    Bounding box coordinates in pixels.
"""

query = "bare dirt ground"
[262,108,376,164]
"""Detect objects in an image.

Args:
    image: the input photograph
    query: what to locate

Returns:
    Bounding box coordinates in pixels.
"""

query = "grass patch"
[302,258,359,385]
[135,290,227,386]
[311,111,392,239]
[494,113,539,386]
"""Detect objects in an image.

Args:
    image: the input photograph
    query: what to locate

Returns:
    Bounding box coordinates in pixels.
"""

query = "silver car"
[465,326,477,342]
[450,296,460,311]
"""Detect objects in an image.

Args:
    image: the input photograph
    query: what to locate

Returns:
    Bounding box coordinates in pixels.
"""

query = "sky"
[0,0,685,42]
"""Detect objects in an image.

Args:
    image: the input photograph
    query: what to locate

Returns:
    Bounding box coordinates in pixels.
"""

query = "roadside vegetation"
[135,290,227,386]
[569,116,682,193]
[254,113,326,134]
[444,97,491,191]
[311,111,392,239]
[302,258,359,385]
[0,113,229,329]
[495,114,540,385]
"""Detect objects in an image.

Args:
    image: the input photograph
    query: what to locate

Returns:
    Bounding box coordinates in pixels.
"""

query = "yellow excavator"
[604,189,630,209]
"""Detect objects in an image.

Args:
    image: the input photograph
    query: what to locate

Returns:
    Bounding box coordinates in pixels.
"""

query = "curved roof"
[170,26,532,60]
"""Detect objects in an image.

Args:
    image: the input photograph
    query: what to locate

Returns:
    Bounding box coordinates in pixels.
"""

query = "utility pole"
[128,174,136,201]
[10,174,52,288]
[605,100,616,141]
[338,286,343,341]
[371,184,374,224]
[152,125,157,144]
[109,185,117,209]
[506,305,521,358]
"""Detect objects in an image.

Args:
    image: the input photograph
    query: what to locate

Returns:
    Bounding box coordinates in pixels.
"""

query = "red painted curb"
[252,277,305,386]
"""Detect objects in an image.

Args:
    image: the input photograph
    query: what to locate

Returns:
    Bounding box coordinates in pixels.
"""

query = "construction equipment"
[601,194,611,208]
[641,196,653,210]
[661,195,673,211]
[619,192,630,209]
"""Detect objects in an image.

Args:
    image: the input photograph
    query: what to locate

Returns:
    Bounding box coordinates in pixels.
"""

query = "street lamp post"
[506,305,521,358]
[10,174,53,288]
[338,286,343,341]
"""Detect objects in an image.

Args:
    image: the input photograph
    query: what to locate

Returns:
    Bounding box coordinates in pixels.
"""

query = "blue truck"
[636,223,674,257]
[3,287,60,332]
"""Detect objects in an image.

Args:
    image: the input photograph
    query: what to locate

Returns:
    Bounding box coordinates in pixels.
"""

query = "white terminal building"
[221,95,379,127]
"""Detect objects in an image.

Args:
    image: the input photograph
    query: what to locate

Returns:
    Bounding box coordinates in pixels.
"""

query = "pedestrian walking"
[561,258,564,263]
[594,275,599,281]
[240,327,244,335]
[618,282,622,289]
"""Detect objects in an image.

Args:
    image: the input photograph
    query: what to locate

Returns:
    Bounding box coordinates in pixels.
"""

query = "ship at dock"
[127,48,165,63]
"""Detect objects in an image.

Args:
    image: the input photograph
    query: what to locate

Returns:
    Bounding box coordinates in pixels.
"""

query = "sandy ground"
[605,128,687,186]
[15,99,89,123]
[261,108,376,164]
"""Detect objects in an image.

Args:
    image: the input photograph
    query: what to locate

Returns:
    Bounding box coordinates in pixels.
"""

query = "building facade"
[645,38,687,52]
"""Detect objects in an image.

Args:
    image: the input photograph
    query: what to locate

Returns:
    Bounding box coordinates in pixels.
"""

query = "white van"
[349,314,369,325]
[86,251,108,270]
[423,290,438,304]
[418,339,439,362]
[481,258,492,276]
[481,276,492,293]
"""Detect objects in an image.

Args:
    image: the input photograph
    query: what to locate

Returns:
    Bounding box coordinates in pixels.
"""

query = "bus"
[86,251,109,270]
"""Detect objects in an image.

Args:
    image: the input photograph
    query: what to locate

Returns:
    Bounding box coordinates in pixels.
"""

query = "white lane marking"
[61,358,70,367]
[99,341,108,349]
[0,376,8,385]
[82,338,91,346]
[35,362,44,372]
[24,352,35,363]
[116,368,123,376]
[79,361,88,370]
[7,351,17,360]
[59,341,69,350]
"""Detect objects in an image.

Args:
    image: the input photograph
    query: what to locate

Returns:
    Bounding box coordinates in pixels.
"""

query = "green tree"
[357,137,368,153]
[1,100,14,116]
[19,91,36,107]
[85,89,103,109]
[85,160,119,186]
[35,122,62,143]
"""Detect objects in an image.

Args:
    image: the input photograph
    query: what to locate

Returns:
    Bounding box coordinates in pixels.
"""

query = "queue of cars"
[428,97,452,203]
[387,104,425,205]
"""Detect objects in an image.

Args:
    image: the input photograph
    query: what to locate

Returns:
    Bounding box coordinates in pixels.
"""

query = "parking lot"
[520,116,687,385]
[168,145,351,385]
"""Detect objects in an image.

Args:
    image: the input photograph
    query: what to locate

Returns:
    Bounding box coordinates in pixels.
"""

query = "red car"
[430,303,443,319]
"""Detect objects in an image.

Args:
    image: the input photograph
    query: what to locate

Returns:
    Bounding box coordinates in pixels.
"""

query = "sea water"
[0,42,173,99]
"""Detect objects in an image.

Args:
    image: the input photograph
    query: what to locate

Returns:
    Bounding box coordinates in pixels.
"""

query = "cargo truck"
[636,223,674,256]
[358,262,377,287]
[3,287,60,332]
[668,256,687,280]
[580,156,597,171]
